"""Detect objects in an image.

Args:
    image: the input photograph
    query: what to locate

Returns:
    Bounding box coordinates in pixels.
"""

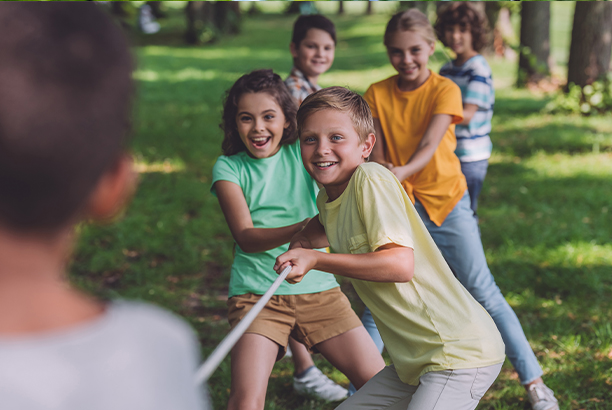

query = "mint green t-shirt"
[211,143,339,298]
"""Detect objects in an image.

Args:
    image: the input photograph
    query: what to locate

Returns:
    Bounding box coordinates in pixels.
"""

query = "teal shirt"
[211,143,339,297]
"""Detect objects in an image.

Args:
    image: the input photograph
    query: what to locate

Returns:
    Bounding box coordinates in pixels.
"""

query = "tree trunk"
[214,2,241,35]
[110,2,128,18]
[567,1,612,88]
[338,1,344,16]
[185,1,203,45]
[482,2,500,55]
[185,1,241,44]
[285,2,302,15]
[517,2,550,87]
[366,1,373,16]
[147,1,165,19]
[248,2,259,16]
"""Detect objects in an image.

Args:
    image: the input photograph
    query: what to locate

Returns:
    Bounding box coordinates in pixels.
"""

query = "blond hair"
[384,9,436,46]
[297,86,374,143]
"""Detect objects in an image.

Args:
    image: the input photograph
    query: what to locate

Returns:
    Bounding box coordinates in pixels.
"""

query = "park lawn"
[69,7,612,410]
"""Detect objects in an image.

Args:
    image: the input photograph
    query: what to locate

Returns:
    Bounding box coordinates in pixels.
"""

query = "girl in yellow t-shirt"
[364,9,558,410]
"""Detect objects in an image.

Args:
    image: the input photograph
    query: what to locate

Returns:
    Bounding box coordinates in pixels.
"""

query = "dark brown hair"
[291,14,337,47]
[0,3,133,234]
[220,69,297,156]
[434,2,489,52]
[297,86,374,143]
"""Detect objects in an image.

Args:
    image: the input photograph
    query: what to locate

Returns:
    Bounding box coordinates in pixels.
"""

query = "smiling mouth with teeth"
[251,137,270,148]
[315,161,338,168]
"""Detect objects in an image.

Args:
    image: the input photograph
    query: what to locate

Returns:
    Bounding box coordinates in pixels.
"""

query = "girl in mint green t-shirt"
[211,69,384,410]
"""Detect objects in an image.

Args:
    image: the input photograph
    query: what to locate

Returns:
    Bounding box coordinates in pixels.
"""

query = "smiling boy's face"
[300,109,374,201]
[290,28,335,82]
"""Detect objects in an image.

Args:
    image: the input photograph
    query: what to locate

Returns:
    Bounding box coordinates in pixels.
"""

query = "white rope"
[194,265,292,385]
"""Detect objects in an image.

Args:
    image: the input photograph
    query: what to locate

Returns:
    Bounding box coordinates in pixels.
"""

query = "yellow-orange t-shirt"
[364,72,467,226]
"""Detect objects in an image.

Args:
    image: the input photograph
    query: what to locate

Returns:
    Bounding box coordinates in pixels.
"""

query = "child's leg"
[227,333,279,410]
[414,193,543,385]
[361,306,384,353]
[289,336,315,374]
[291,288,385,390]
[316,326,385,390]
[348,307,385,395]
[459,159,489,221]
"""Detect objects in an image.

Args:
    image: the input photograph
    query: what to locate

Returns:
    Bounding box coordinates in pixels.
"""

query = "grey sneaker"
[293,367,348,402]
[527,383,559,410]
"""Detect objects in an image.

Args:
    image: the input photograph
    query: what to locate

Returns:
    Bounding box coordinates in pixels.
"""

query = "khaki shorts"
[227,287,361,360]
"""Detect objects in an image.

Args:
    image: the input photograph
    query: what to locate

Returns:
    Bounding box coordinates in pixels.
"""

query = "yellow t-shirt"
[364,72,467,226]
[317,163,505,385]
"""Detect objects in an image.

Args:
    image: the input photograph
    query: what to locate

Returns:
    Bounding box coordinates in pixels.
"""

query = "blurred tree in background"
[517,2,550,87]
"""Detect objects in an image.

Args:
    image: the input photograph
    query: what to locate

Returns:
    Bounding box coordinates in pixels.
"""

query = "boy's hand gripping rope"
[194,265,292,385]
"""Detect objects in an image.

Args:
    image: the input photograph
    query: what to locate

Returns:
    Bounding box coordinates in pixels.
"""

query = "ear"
[289,42,298,59]
[85,153,138,222]
[361,133,376,159]
[429,41,436,56]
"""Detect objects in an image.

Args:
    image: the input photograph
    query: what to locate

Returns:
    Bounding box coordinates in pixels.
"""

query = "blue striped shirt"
[440,55,494,162]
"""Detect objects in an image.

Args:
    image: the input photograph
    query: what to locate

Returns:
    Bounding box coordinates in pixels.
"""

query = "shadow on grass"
[482,162,611,249]
[493,122,604,157]
[494,94,550,116]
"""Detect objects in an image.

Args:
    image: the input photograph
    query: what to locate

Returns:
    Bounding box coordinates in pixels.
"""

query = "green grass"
[70,8,612,410]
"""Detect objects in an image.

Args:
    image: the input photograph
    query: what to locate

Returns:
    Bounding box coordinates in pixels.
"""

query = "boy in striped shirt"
[436,3,494,223]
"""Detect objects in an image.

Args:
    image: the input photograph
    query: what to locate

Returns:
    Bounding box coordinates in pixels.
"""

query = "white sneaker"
[293,367,348,402]
[527,383,559,410]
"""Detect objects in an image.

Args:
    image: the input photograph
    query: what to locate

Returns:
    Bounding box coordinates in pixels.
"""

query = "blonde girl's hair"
[384,9,436,47]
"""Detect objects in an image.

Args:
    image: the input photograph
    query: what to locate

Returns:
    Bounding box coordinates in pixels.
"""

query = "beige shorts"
[336,363,503,410]
[227,287,362,360]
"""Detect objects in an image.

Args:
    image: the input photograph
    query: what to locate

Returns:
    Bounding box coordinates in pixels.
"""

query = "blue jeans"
[460,159,489,222]
[348,307,385,395]
[414,192,543,385]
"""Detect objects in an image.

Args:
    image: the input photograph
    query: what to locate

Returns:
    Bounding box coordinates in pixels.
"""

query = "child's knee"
[227,393,266,410]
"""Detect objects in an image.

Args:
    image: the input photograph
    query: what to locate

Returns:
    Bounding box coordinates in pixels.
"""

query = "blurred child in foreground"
[0,4,208,409]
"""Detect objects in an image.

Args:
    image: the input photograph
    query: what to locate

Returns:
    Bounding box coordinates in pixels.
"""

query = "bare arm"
[459,103,478,126]
[215,180,309,253]
[275,243,413,284]
[289,215,330,250]
[386,114,453,183]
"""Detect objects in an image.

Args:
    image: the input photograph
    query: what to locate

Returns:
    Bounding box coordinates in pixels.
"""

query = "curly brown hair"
[220,69,298,156]
[434,2,489,53]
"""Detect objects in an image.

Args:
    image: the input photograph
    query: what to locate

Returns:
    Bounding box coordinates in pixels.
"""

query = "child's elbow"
[236,240,259,254]
[395,248,414,282]
[396,268,413,283]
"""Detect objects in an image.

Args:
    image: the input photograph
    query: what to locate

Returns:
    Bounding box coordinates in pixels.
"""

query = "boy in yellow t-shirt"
[275,87,505,410]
